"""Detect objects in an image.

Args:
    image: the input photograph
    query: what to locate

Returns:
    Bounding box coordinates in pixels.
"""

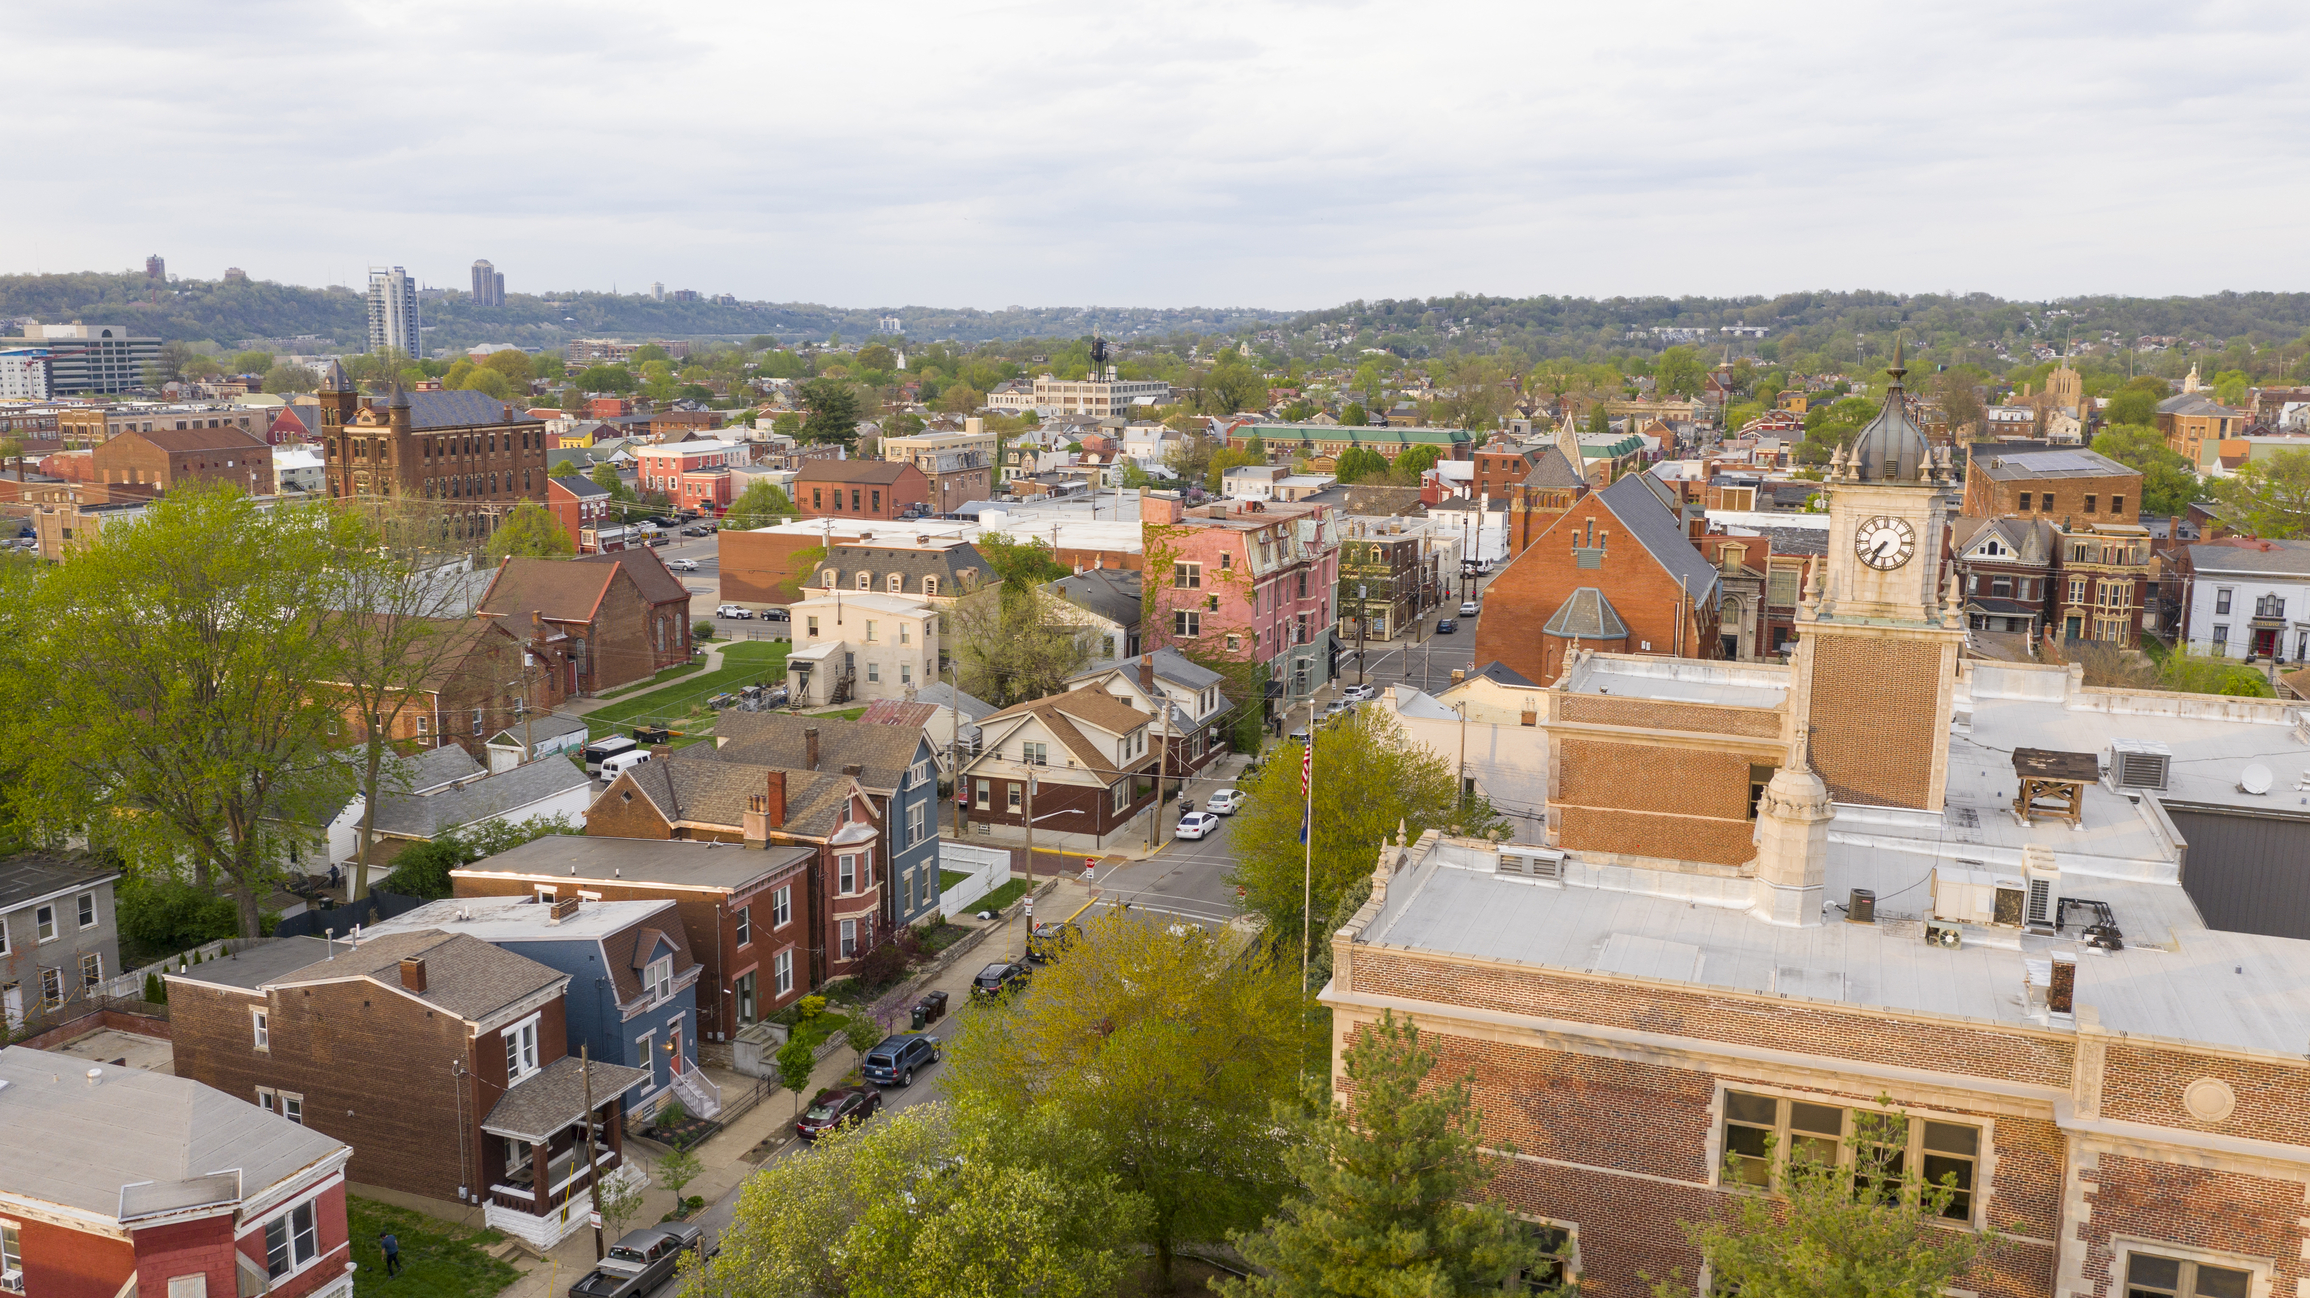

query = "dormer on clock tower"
[1788,339,1967,812]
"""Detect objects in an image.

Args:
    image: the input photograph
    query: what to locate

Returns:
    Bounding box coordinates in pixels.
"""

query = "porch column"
[607,1102,624,1165]
[530,1140,550,1216]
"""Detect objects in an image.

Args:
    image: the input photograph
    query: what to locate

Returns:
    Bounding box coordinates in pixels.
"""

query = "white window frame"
[838,855,858,895]
[504,1013,542,1082]
[907,802,925,844]
[79,951,102,988]
[38,967,62,1008]
[34,905,55,943]
[772,885,792,928]
[773,949,794,996]
[252,1008,270,1051]
[1508,1216,1579,1293]
[2109,1237,2268,1298]
[1,1221,19,1284]
[77,892,96,929]
[260,1195,320,1280]
[0,919,8,956]
[735,905,752,948]
[646,955,674,1005]
[839,918,859,960]
[278,1091,304,1125]
[1711,1084,1987,1228]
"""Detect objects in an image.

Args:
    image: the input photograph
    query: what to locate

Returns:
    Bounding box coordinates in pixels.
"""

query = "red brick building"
[546,472,615,551]
[316,362,550,544]
[583,759,886,991]
[165,930,648,1253]
[0,1044,355,1298]
[957,685,1163,854]
[1475,473,1722,685]
[793,459,931,520]
[89,426,275,494]
[475,548,692,694]
[313,614,566,758]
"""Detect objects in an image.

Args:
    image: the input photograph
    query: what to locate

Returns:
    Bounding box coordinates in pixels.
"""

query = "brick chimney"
[399,957,427,994]
[764,770,787,829]
[1139,492,1182,525]
[1138,653,1156,693]
[2048,952,2077,1016]
[804,727,819,771]
[842,763,863,778]
[743,793,769,847]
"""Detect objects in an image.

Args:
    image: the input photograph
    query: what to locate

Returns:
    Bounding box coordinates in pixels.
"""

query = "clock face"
[1854,516,1916,570]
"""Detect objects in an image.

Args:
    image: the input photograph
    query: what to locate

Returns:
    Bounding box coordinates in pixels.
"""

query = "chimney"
[804,728,819,771]
[2048,952,2077,1016]
[1138,653,1156,693]
[551,896,580,923]
[399,957,427,994]
[765,770,787,829]
[842,763,863,778]
[744,793,769,846]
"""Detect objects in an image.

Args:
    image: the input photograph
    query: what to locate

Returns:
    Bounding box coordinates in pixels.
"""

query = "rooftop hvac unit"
[2105,740,2171,794]
[1496,849,1564,881]
[1930,867,2027,927]
[1923,921,1964,949]
[2023,851,2061,929]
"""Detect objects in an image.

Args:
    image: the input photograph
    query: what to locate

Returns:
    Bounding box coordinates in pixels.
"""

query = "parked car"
[679,526,705,537]
[1339,683,1377,702]
[716,604,753,619]
[1322,699,1353,720]
[1435,617,1458,634]
[970,959,1031,1000]
[1026,919,1083,963]
[1176,810,1220,840]
[860,1034,941,1087]
[1205,787,1245,814]
[761,608,790,622]
[1459,600,1480,616]
[568,1224,703,1298]
[668,558,699,572]
[794,1086,882,1141]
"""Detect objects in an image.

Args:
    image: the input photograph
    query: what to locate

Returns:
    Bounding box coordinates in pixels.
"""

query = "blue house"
[368,895,711,1122]
[693,710,949,928]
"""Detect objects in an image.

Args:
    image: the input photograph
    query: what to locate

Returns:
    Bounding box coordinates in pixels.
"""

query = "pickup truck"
[568,1223,702,1298]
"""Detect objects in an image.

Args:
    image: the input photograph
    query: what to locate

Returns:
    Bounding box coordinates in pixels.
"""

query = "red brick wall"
[229,1181,351,1298]
[2076,1154,2303,1298]
[715,528,859,606]
[1806,634,1940,808]
[454,874,755,1036]
[15,1217,136,1298]
[1555,738,1758,865]
[131,1218,238,1298]
[2097,1043,2310,1145]
[1474,498,1715,685]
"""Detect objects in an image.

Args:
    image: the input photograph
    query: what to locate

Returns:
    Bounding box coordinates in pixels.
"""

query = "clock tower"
[1789,340,1966,811]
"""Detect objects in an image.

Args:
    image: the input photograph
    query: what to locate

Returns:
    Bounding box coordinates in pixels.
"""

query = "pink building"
[633,440,744,497]
[1142,493,1341,700]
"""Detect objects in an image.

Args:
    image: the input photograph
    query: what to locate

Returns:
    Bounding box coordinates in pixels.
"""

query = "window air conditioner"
[2105,740,2171,794]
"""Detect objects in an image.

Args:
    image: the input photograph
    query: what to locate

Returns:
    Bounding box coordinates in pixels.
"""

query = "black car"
[680,526,705,537]
[1434,617,1458,634]
[970,959,1031,1000]
[860,1033,941,1087]
[795,1085,882,1141]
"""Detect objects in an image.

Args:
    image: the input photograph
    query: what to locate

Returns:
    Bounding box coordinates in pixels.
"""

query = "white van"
[581,735,638,773]
[598,750,653,781]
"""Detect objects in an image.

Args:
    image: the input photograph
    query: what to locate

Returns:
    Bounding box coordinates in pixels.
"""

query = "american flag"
[1299,733,1312,843]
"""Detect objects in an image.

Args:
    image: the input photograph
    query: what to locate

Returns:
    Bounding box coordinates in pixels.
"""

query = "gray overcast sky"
[7,0,2307,309]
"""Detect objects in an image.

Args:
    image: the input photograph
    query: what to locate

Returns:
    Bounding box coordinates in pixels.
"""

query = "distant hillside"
[0,271,1291,354]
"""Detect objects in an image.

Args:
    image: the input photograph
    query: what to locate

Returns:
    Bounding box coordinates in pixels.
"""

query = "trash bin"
[916,990,949,1025]
[910,1004,928,1031]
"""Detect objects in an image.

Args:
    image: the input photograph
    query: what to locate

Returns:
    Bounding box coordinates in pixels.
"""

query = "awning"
[482,1056,652,1143]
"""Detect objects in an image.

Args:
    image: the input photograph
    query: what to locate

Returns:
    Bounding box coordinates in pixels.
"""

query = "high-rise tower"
[470,259,505,307]
[367,266,420,359]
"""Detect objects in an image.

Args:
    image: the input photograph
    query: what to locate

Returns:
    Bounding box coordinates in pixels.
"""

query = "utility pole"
[579,1043,604,1261]
[1021,763,1036,958]
[1149,675,1171,851]
[1300,694,1314,993]
[1356,583,1368,687]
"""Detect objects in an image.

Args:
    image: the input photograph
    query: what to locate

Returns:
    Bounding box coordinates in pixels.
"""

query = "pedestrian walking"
[379,1231,401,1277]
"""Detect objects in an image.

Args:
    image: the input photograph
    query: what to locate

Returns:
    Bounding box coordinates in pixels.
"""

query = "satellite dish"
[2240,764,2275,796]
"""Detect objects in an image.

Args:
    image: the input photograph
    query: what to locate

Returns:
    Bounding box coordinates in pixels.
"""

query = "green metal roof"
[1248,423,1474,446]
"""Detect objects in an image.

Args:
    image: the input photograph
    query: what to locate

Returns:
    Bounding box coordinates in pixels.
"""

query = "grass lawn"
[585,641,789,740]
[347,1197,518,1298]
[976,878,1030,912]
[813,706,867,720]
[938,869,967,893]
[789,1011,852,1053]
[594,658,710,700]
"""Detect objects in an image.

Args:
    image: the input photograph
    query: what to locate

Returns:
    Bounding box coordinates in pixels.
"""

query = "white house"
[1377,662,1552,845]
[2183,539,2310,663]
[785,590,946,706]
[305,745,592,886]
[273,443,326,493]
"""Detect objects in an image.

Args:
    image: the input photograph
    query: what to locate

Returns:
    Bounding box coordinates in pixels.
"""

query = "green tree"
[1206,446,1263,492]
[726,479,796,530]
[261,364,319,394]
[657,1146,703,1204]
[1584,402,1610,435]
[973,534,1068,594]
[1391,444,1443,485]
[1655,345,1706,397]
[854,343,895,373]
[2107,376,2168,427]
[630,344,670,365]
[575,364,636,393]
[590,461,633,500]
[2159,652,2278,697]
[1223,1011,1539,1298]
[1660,1100,1994,1298]
[2091,425,2204,516]
[481,349,537,388]
[548,458,580,476]
[1340,402,1368,428]
[1228,709,1497,966]
[2211,448,2310,538]
[18,485,357,934]
[943,912,1303,1290]
[486,500,576,561]
[776,1037,816,1119]
[1332,447,1389,484]
[950,585,1097,706]
[800,378,864,447]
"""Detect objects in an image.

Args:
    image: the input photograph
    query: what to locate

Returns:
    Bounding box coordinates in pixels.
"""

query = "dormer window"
[888,573,903,593]
[822,568,836,587]
[924,576,939,596]
[857,572,872,590]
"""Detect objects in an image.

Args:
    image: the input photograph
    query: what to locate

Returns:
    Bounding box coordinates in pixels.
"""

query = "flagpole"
[1301,694,1314,992]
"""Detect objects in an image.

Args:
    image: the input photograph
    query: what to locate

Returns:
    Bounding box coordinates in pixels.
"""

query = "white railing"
[672,1065,722,1118]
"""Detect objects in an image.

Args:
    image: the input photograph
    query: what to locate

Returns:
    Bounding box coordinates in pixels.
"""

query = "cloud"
[4,0,2306,307]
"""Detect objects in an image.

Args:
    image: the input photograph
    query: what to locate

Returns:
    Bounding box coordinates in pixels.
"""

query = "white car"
[1459,600,1480,617]
[668,558,699,572]
[1205,788,1245,815]
[1175,811,1220,840]
[1339,684,1377,702]
[716,604,753,619]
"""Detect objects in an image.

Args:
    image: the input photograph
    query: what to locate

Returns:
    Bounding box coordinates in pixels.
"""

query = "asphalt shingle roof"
[478,556,622,625]
[617,759,864,839]
[2185,538,2310,576]
[404,389,543,430]
[578,547,691,607]
[367,759,592,839]
[482,1055,652,1142]
[1597,473,1722,601]
[0,852,118,914]
[272,929,566,1023]
[699,713,929,792]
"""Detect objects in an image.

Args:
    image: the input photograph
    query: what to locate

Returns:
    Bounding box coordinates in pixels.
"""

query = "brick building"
[1231,422,1474,464]
[1142,492,1342,702]
[793,459,932,520]
[313,615,565,759]
[1953,516,2058,639]
[583,760,886,989]
[1963,446,2142,527]
[1337,519,1447,644]
[1475,473,1723,686]
[2158,392,2248,470]
[632,440,744,498]
[455,836,820,1039]
[316,362,551,543]
[475,549,692,694]
[89,425,275,494]
[882,426,996,514]
[166,930,649,1253]
[1697,525,1823,660]
[545,471,615,551]
[958,685,1162,854]
[0,1044,354,1298]
[2053,522,2155,645]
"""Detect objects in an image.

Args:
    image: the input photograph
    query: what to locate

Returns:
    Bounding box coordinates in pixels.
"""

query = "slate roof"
[699,712,928,792]
[814,542,993,592]
[1596,474,1722,601]
[910,682,997,723]
[1522,445,1587,488]
[1542,588,1630,639]
[1049,568,1142,627]
[482,1055,652,1142]
[616,758,865,839]
[578,547,691,606]
[1074,646,1222,692]
[478,556,626,625]
[2184,538,2310,576]
[403,389,543,430]
[369,896,698,1009]
[0,852,120,914]
[1464,660,1541,688]
[368,759,592,839]
[0,1044,348,1220]
[488,713,590,748]
[549,473,609,500]
[121,426,269,454]
[1950,516,2054,565]
[2158,393,2242,419]
[1754,526,1830,558]
[273,929,567,1023]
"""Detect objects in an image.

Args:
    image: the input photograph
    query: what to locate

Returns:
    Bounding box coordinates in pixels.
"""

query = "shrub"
[116,875,238,961]
[378,815,579,899]
[845,1017,884,1055]
[857,941,909,989]
[796,995,828,1020]
[694,620,715,641]
[776,1037,815,1097]
[143,971,165,1004]
[657,1099,688,1127]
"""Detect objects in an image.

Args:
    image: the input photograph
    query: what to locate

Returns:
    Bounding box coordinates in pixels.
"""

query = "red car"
[794,1085,882,1142]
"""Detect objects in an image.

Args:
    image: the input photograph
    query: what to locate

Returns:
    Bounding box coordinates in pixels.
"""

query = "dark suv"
[970,959,1030,1000]
[860,1033,941,1087]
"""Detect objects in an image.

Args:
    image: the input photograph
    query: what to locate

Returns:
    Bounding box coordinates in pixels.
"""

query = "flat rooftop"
[368,895,676,941]
[454,835,814,891]
[1562,654,1792,711]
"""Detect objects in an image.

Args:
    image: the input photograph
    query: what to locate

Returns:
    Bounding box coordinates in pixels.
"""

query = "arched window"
[822,568,837,587]
[887,573,902,593]
[856,572,871,591]
[923,576,938,597]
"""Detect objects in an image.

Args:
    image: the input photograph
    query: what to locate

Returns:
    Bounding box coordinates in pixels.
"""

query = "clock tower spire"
[1788,336,1966,811]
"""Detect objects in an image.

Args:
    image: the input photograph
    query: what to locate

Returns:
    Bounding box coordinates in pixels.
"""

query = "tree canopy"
[2091,425,2205,517]
[2211,448,2310,538]
[726,478,797,530]
[485,500,576,561]
[800,377,864,446]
